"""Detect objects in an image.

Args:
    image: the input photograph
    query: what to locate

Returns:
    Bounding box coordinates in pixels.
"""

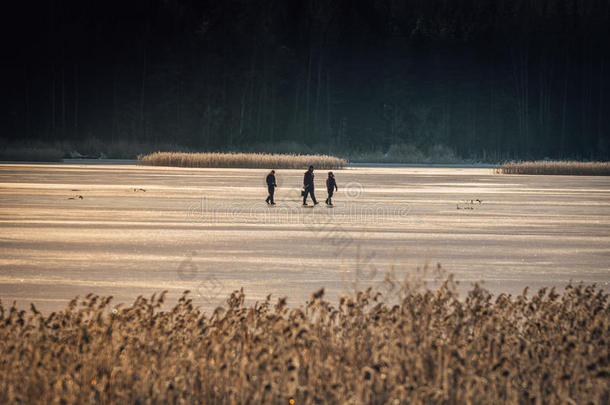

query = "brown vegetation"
[499,161,610,176]
[138,151,347,169]
[1,274,608,404]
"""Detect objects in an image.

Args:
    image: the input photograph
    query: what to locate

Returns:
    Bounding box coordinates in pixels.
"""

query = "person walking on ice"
[265,169,277,205]
[325,171,338,206]
[303,165,318,206]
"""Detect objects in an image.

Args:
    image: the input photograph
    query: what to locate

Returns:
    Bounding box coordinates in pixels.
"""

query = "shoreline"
[0,159,496,169]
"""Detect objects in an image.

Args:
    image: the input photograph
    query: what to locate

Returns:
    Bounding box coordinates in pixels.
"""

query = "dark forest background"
[2,0,610,161]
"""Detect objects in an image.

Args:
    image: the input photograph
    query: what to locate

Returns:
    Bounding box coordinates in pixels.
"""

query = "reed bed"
[499,160,610,176]
[1,277,608,404]
[138,152,347,169]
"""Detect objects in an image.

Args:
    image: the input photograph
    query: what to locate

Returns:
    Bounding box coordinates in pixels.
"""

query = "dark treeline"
[3,0,610,160]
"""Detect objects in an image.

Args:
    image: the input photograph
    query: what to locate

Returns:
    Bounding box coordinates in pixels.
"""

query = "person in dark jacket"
[325,172,338,206]
[302,165,318,206]
[265,170,277,205]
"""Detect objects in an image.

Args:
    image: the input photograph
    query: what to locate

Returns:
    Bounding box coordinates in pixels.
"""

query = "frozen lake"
[1,163,609,312]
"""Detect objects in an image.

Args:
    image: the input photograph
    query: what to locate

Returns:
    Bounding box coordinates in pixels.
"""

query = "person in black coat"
[265,170,277,205]
[325,172,338,205]
[303,165,318,206]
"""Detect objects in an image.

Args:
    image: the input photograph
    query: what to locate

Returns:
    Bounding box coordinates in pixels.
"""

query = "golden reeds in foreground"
[499,160,610,175]
[138,151,347,169]
[1,275,608,404]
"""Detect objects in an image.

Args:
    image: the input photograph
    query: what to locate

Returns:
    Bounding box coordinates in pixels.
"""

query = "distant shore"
[1,159,497,169]
[3,160,610,176]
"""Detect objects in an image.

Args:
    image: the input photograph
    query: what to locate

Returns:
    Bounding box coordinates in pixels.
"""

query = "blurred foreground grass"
[1,272,608,404]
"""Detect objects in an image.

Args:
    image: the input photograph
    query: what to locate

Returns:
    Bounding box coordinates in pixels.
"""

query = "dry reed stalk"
[499,160,610,176]
[0,275,608,404]
[138,152,347,170]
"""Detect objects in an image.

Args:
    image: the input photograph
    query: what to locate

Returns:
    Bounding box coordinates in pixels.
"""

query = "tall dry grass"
[500,160,610,176]
[138,151,347,169]
[1,274,608,404]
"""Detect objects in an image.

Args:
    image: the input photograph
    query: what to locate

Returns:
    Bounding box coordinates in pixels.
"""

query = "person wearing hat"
[325,171,338,206]
[303,165,318,206]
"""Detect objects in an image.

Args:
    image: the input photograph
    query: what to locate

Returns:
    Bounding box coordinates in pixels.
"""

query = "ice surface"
[1,163,608,313]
